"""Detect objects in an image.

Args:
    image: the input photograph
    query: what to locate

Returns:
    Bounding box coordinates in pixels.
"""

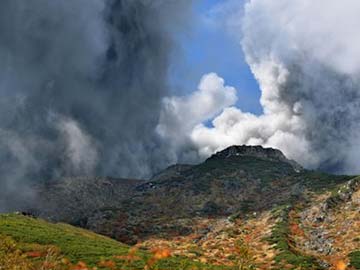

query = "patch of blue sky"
[169,0,262,117]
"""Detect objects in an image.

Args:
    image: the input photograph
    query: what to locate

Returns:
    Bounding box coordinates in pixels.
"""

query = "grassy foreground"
[350,251,360,269]
[0,213,227,270]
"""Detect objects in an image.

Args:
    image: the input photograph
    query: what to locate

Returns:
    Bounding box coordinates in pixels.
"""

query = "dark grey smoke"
[0,0,192,211]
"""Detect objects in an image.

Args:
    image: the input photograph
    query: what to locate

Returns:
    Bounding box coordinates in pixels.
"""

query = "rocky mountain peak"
[209,145,303,171]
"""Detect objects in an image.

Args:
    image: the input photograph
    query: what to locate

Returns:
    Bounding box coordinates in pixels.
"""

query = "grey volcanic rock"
[209,145,303,172]
[323,177,360,211]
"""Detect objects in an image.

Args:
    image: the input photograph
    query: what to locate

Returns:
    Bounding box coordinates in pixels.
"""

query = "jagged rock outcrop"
[323,177,360,211]
[209,145,303,172]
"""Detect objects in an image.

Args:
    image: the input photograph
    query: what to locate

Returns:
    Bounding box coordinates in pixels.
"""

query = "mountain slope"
[30,177,145,225]
[16,145,360,269]
[0,213,226,270]
[137,177,360,269]
[86,146,350,243]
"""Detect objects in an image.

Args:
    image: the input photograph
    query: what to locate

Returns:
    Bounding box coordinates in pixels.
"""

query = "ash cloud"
[0,0,192,211]
[189,0,360,174]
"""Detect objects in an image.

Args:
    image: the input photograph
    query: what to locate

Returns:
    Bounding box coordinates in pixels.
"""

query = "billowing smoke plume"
[157,73,237,161]
[0,0,192,210]
[188,0,360,174]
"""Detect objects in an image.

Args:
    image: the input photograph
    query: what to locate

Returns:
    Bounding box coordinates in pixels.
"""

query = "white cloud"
[157,72,237,160]
[190,106,318,167]
[168,0,360,174]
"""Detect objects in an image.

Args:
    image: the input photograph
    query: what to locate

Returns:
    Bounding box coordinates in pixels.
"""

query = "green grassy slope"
[0,214,131,262]
[0,213,226,270]
[350,251,360,269]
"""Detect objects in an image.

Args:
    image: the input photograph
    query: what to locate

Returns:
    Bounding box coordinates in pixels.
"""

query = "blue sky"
[170,0,262,115]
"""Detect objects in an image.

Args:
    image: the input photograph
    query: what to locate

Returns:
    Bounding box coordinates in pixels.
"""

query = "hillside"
[30,177,145,225]
[85,146,352,244]
[12,145,360,269]
[0,213,226,270]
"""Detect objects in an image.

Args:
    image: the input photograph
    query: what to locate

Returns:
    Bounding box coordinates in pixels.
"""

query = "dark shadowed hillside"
[30,177,145,226]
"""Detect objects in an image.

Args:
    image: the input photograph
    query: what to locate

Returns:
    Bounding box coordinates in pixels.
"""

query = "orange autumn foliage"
[289,223,305,237]
[26,251,44,258]
[334,260,347,270]
[98,260,117,269]
[145,248,172,269]
[152,248,171,260]
[71,261,88,270]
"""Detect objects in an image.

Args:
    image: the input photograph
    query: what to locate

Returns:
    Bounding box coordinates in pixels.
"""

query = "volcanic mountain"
[18,145,360,269]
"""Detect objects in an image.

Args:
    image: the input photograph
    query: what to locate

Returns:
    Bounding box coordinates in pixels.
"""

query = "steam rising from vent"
[0,0,192,210]
[189,0,360,174]
[157,73,238,161]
